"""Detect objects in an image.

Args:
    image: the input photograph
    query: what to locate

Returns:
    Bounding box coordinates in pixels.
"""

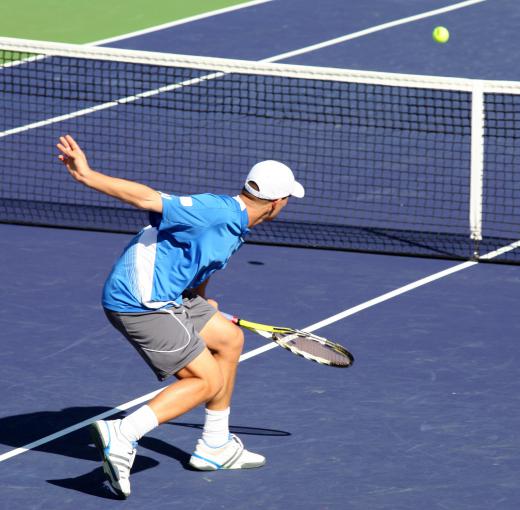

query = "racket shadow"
[165,421,292,437]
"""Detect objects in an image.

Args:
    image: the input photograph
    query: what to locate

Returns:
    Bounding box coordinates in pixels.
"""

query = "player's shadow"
[0,406,160,499]
[47,460,160,500]
[0,406,290,498]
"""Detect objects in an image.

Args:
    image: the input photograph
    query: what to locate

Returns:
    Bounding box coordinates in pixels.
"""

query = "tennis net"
[1,37,520,263]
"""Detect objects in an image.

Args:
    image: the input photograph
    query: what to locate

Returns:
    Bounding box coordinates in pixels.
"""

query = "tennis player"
[56,134,304,498]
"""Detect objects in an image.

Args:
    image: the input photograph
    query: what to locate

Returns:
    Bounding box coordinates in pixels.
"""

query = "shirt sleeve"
[149,193,212,230]
[150,193,229,230]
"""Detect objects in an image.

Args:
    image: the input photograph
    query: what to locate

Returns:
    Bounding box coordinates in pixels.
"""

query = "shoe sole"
[89,422,128,499]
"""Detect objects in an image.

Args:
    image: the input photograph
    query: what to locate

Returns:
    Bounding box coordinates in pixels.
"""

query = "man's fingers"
[59,136,70,150]
[56,143,73,157]
[58,135,79,152]
[65,134,78,150]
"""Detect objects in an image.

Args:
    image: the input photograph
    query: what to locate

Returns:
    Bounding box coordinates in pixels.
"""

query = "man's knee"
[227,324,244,351]
[211,324,244,358]
[200,315,245,356]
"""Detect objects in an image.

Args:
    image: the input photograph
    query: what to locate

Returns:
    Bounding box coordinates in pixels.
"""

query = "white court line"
[2,239,519,463]
[91,0,486,56]
[0,72,225,138]
[0,0,272,72]
[0,390,165,463]
[262,0,487,62]
[88,0,273,46]
[239,262,481,361]
[241,240,520,359]
[0,0,487,139]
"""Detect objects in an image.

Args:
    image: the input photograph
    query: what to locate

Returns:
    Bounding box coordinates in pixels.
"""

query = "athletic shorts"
[104,294,217,381]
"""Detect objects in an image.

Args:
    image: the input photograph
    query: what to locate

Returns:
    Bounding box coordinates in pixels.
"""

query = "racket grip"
[222,312,239,324]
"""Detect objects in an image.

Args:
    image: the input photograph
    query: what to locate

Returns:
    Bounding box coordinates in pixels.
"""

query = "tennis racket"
[224,313,354,368]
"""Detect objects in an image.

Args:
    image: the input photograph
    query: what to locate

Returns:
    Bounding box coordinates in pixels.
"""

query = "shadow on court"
[0,406,119,460]
[0,406,291,498]
[47,459,160,500]
[166,421,292,437]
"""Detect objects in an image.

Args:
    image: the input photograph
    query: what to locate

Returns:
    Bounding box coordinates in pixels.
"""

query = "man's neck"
[238,192,272,228]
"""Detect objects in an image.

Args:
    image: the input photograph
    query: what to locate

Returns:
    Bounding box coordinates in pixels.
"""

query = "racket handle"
[222,312,239,324]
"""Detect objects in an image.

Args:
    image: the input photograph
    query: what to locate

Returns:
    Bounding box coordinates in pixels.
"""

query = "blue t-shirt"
[102,193,249,312]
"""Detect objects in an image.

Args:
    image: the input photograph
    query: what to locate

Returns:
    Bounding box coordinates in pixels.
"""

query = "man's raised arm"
[57,134,163,213]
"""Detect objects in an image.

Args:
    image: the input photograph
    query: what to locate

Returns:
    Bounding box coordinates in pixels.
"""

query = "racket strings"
[273,333,353,367]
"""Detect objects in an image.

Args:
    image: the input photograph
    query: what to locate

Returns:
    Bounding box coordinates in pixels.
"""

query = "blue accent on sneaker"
[191,453,222,469]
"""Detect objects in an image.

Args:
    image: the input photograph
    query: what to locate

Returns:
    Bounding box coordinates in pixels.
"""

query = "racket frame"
[225,314,354,368]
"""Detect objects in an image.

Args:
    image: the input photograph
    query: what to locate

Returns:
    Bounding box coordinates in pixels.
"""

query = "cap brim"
[291,181,305,198]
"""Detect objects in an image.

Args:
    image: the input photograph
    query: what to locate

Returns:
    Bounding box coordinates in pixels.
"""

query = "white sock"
[202,407,230,447]
[119,405,159,442]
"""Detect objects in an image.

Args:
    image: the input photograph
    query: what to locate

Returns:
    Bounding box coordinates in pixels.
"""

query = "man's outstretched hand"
[57,135,91,183]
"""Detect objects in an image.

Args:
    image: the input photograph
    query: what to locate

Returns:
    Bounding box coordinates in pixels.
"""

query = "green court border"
[0,0,250,44]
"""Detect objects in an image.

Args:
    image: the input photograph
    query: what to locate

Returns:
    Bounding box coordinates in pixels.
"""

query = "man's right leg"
[92,309,223,498]
[90,347,222,498]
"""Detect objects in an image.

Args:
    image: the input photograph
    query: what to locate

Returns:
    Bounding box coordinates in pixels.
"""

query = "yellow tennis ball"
[432,26,450,43]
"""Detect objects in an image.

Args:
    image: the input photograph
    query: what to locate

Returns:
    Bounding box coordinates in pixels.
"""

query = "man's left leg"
[189,309,266,470]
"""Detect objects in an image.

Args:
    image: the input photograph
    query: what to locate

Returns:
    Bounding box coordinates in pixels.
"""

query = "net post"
[469,82,485,260]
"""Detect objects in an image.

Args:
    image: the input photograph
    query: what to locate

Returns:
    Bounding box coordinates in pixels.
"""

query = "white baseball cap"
[244,160,305,200]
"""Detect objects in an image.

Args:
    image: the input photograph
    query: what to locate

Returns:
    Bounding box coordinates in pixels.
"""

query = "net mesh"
[1,38,520,263]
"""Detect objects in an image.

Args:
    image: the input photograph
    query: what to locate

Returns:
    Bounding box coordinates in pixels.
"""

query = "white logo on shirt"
[180,196,193,207]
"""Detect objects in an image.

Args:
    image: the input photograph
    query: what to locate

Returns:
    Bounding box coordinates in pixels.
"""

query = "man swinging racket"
[56,134,304,498]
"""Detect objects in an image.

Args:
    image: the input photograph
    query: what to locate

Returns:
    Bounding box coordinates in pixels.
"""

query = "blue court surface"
[2,1,520,509]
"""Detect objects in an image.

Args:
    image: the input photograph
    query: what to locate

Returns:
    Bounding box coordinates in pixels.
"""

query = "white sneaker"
[90,419,137,498]
[189,434,266,471]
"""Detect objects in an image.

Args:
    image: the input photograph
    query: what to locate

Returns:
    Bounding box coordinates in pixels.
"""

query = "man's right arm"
[57,134,163,213]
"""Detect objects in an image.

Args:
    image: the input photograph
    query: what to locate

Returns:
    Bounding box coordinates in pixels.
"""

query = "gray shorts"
[104,294,217,381]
